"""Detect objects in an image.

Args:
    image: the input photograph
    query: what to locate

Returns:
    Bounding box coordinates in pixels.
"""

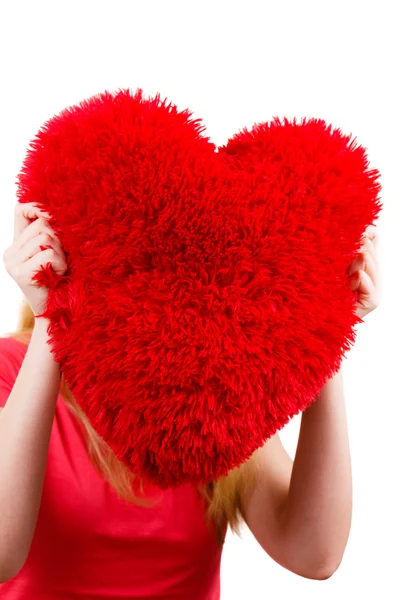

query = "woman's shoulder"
[0,333,28,358]
[0,336,29,408]
[0,334,29,367]
[0,333,29,349]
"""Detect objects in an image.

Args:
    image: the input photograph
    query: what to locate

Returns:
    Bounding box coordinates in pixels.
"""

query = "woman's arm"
[279,367,352,577]
[240,224,379,580]
[0,319,61,582]
[240,369,351,581]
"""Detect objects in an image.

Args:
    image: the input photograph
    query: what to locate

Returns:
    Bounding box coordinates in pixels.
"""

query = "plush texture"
[16,88,382,489]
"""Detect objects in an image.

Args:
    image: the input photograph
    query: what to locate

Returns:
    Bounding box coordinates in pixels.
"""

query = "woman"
[0,201,380,599]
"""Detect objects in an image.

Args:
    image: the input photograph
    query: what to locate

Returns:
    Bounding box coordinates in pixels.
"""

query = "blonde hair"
[6,298,259,547]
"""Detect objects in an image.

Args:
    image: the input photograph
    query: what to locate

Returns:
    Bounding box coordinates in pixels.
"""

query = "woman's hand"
[347,224,381,319]
[2,202,68,319]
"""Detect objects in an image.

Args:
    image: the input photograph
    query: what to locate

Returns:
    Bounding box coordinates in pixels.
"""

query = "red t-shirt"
[0,336,225,599]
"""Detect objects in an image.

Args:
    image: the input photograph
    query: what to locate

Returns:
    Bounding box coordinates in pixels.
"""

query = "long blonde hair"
[6,298,259,547]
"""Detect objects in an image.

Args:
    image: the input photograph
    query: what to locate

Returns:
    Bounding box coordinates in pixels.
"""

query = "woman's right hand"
[2,202,68,318]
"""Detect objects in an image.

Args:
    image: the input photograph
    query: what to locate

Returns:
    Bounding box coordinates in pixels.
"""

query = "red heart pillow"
[16,88,382,489]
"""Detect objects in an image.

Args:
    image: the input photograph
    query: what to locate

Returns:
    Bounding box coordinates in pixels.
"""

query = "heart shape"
[16,88,382,488]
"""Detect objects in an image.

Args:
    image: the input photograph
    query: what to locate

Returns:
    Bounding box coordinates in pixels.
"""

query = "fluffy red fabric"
[16,88,382,489]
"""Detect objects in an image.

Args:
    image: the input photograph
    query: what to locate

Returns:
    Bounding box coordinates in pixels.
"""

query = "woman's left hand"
[347,224,381,319]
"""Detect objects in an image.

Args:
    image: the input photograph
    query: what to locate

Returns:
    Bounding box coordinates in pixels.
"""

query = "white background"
[0,1,399,598]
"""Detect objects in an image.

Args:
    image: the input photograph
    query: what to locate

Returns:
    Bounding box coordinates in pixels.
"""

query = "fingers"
[359,239,379,288]
[14,202,52,243]
[15,213,56,252]
[25,246,67,277]
[363,224,378,247]
[347,224,381,320]
[357,270,380,310]
[359,270,375,295]
[349,269,371,293]
[20,231,63,264]
[347,231,379,288]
